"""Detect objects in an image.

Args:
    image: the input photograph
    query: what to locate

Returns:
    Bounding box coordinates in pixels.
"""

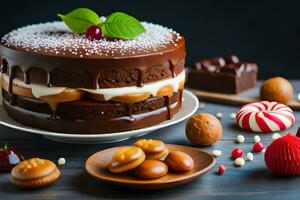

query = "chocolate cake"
[187,55,257,94]
[0,21,186,133]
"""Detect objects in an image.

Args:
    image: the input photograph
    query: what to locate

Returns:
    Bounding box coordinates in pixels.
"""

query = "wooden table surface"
[1,88,300,199]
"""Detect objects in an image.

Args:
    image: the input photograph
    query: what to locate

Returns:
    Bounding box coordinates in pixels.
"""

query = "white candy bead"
[234,158,245,167]
[216,112,222,119]
[198,102,206,109]
[212,150,222,157]
[247,152,254,161]
[236,135,245,144]
[298,93,300,101]
[272,133,281,141]
[254,135,261,143]
[58,157,66,165]
[230,113,236,120]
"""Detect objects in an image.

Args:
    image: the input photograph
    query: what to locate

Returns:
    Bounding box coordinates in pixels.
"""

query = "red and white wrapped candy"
[236,101,295,132]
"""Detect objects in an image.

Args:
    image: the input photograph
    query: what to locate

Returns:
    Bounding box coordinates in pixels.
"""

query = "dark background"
[1,0,299,79]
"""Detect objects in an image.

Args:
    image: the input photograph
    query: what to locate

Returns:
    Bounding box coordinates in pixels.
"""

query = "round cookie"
[165,151,194,171]
[146,148,169,160]
[108,146,145,173]
[134,139,169,160]
[185,113,222,145]
[10,158,60,189]
[260,77,293,104]
[133,160,168,179]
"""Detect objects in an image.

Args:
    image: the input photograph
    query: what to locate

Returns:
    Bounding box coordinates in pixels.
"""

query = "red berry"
[85,25,102,40]
[218,165,226,175]
[231,148,243,159]
[253,142,264,152]
[0,144,24,172]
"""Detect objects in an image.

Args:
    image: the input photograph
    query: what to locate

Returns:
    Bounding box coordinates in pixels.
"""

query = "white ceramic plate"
[0,90,198,144]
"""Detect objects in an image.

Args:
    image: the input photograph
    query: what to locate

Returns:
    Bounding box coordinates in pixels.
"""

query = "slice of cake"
[187,55,257,94]
[0,15,186,133]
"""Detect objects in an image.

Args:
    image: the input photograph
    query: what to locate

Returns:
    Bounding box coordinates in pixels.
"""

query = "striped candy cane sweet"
[236,101,296,132]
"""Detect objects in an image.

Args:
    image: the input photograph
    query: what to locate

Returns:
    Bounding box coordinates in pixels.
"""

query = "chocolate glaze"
[193,54,258,76]
[188,55,257,94]
[0,36,185,89]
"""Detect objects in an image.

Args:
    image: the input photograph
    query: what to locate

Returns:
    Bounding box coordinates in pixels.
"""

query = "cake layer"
[1,71,185,103]
[2,90,182,133]
[2,90,180,119]
[0,22,186,89]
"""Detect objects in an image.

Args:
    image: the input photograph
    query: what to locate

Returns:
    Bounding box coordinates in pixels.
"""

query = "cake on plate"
[0,17,186,133]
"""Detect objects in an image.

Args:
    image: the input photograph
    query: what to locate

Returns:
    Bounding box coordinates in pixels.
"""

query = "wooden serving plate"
[85,144,215,189]
[189,80,300,110]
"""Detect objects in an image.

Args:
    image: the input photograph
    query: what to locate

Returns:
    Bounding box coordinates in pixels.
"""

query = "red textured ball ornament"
[265,133,300,176]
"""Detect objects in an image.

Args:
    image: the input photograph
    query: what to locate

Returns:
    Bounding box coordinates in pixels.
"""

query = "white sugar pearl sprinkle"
[236,135,245,144]
[216,112,222,119]
[234,158,245,167]
[58,158,66,165]
[198,103,206,109]
[1,22,181,57]
[247,152,254,161]
[298,93,300,101]
[254,135,261,143]
[212,150,222,157]
[230,113,237,120]
[272,133,281,141]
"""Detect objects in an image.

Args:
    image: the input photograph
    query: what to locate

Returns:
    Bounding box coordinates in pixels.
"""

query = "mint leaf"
[104,12,145,39]
[58,8,101,33]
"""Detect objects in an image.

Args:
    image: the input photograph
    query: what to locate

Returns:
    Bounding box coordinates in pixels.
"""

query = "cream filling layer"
[2,71,185,100]
[82,71,185,100]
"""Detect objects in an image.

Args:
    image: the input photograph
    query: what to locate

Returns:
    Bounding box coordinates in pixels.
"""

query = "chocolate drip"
[7,66,17,105]
[8,66,14,94]
[0,58,6,73]
[137,67,147,87]
[178,89,183,108]
[127,103,136,122]
[169,60,176,78]
[165,95,172,120]
[46,72,51,87]
[49,111,58,121]
[23,71,29,84]
[93,71,101,89]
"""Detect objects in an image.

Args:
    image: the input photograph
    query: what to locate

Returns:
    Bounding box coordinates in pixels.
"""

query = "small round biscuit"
[108,146,145,173]
[133,160,168,179]
[146,148,169,160]
[134,139,165,154]
[11,158,60,189]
